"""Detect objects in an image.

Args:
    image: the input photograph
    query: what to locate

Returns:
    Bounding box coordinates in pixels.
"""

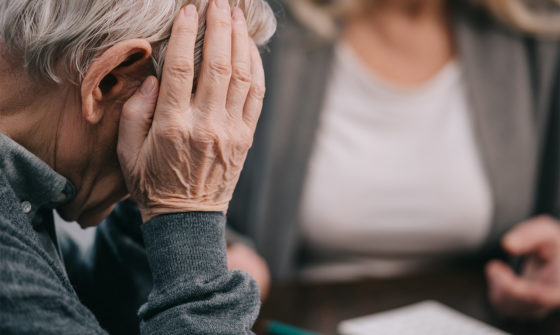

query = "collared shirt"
[0,133,75,266]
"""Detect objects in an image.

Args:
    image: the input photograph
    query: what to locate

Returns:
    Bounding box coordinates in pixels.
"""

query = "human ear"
[81,39,153,125]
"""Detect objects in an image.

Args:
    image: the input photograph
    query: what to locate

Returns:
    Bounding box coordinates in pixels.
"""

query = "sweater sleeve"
[0,214,107,335]
[139,212,260,335]
[1,210,259,335]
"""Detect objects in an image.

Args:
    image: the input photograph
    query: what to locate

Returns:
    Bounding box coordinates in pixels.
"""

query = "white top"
[298,43,493,281]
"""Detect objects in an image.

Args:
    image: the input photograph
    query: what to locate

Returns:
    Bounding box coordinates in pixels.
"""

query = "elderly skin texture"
[117,2,265,221]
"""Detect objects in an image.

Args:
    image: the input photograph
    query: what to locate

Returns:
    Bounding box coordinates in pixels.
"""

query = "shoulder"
[455,1,560,104]
[455,1,560,64]
[0,214,103,334]
[0,213,59,287]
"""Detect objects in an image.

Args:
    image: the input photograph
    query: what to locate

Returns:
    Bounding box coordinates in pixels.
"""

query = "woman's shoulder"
[455,1,560,45]
[455,1,560,83]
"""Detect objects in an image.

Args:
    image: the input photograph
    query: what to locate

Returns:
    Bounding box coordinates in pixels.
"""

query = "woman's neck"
[342,0,454,87]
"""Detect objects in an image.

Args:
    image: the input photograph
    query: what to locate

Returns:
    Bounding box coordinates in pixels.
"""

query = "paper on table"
[338,300,509,335]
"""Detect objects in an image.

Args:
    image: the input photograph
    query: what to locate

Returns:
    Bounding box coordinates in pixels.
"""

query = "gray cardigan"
[0,133,260,334]
[227,1,560,280]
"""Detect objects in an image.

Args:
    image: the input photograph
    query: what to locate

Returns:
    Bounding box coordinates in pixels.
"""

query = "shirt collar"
[0,133,76,221]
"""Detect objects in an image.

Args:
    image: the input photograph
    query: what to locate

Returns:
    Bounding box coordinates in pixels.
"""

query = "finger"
[118,77,159,159]
[243,40,266,128]
[194,0,232,112]
[486,261,541,316]
[503,216,560,258]
[226,8,252,119]
[157,5,198,118]
[486,260,560,311]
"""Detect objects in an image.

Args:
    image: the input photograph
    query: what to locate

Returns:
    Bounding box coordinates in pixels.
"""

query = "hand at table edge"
[486,215,560,319]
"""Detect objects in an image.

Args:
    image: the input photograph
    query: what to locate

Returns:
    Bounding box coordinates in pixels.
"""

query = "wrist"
[139,202,229,222]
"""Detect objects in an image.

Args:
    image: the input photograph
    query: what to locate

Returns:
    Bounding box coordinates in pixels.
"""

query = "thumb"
[503,216,560,257]
[118,76,159,159]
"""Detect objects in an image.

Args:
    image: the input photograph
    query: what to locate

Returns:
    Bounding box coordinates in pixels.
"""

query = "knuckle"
[154,117,187,140]
[217,127,252,151]
[233,129,254,151]
[214,17,232,31]
[249,82,266,101]
[192,124,220,144]
[207,58,232,79]
[231,66,252,86]
[167,62,195,81]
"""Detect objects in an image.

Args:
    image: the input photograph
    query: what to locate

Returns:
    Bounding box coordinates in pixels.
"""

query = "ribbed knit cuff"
[141,212,228,289]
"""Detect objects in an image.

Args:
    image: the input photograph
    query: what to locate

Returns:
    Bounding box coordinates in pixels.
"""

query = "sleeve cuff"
[141,212,228,290]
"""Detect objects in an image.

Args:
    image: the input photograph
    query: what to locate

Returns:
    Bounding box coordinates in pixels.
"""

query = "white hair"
[0,0,277,84]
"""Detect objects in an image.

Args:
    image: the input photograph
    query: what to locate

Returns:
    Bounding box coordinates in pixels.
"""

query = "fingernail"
[184,4,197,18]
[232,7,245,22]
[140,77,156,95]
[215,0,230,10]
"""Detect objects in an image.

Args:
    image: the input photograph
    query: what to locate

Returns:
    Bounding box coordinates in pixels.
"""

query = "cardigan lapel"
[455,7,539,246]
[252,24,335,279]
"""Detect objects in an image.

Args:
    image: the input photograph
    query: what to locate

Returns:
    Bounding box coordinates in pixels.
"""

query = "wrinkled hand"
[486,215,560,319]
[117,2,265,221]
[227,243,271,300]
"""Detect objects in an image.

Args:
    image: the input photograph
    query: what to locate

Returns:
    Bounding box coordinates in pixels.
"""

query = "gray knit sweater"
[0,133,260,334]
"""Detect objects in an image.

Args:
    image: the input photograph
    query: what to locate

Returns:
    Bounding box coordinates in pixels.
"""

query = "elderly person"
[0,0,276,334]
[226,0,560,319]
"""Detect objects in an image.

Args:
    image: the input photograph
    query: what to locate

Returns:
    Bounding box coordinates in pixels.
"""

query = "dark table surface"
[256,264,560,335]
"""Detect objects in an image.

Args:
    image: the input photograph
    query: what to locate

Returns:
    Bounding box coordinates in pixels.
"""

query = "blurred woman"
[227,0,560,318]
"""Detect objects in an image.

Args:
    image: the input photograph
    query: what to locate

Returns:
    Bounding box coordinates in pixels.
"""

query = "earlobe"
[81,39,153,125]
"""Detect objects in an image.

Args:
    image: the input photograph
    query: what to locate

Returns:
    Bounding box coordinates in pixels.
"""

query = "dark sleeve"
[60,201,151,335]
[2,209,259,335]
[63,202,260,335]
[139,212,260,335]
[0,215,107,335]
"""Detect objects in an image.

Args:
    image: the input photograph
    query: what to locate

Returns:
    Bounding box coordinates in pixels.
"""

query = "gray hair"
[287,0,560,40]
[0,0,277,84]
